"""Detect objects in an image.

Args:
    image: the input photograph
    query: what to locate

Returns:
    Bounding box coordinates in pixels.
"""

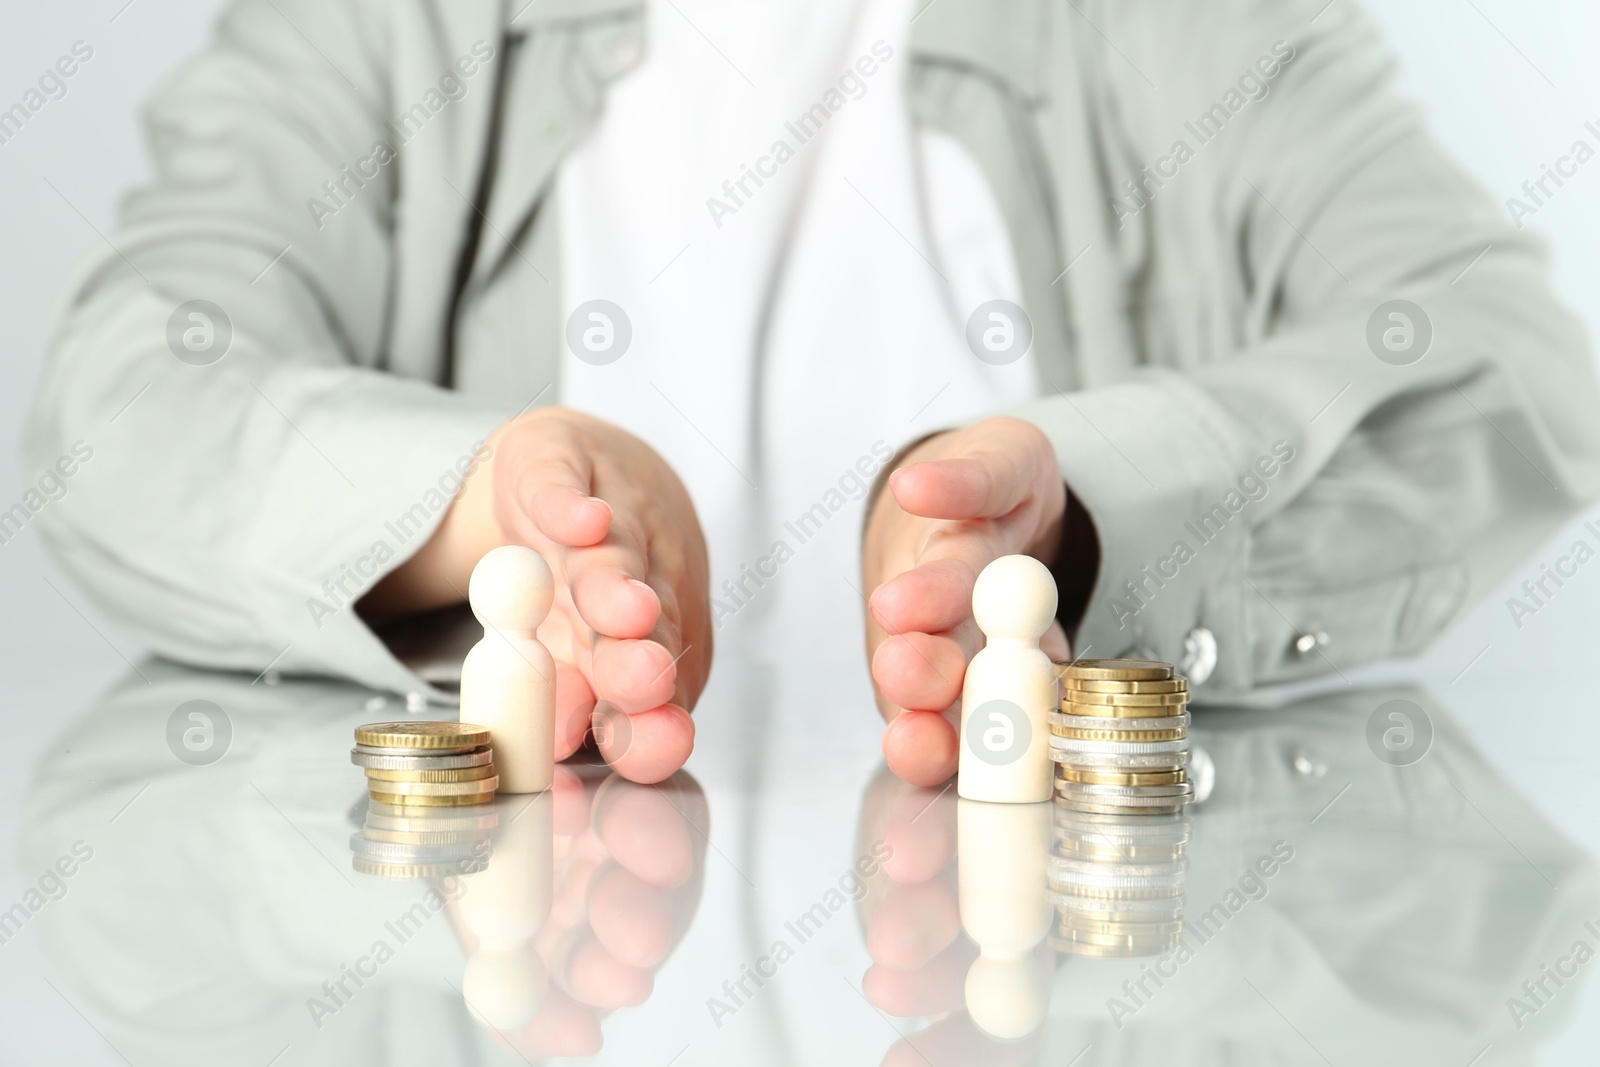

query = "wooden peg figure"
[462,546,556,794]
[958,554,1058,803]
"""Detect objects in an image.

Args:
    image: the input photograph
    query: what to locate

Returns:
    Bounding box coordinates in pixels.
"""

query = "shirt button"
[1294,631,1330,655]
[1177,626,1217,686]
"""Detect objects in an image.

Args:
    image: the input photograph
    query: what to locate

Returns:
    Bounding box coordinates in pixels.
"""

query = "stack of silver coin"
[1047,805,1190,958]
[1051,659,1194,815]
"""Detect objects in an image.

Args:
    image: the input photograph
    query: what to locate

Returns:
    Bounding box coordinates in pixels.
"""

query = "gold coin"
[363,807,500,833]
[364,765,497,784]
[1061,690,1189,707]
[1057,659,1172,681]
[1055,905,1184,924]
[1052,726,1187,743]
[368,790,496,807]
[1058,767,1188,786]
[1064,677,1189,695]
[1059,916,1186,938]
[1054,926,1180,948]
[1049,935,1179,958]
[370,776,499,797]
[354,721,491,750]
[1059,700,1188,719]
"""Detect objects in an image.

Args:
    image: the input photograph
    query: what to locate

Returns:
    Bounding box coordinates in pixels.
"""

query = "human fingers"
[881,711,958,788]
[594,703,695,785]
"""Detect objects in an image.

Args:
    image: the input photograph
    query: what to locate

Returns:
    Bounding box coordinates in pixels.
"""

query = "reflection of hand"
[445,765,707,1058]
[862,418,1069,786]
[365,407,711,783]
[857,771,1044,1067]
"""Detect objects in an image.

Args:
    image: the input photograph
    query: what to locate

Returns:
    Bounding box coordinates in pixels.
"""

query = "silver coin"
[1056,790,1196,806]
[1047,866,1189,890]
[1054,806,1191,833]
[353,742,491,758]
[353,855,490,879]
[1050,854,1189,879]
[1048,890,1186,913]
[1050,736,1191,756]
[1053,749,1191,772]
[1056,781,1196,800]
[1050,711,1191,732]
[351,747,495,771]
[1055,797,1192,816]
[349,834,491,863]
[359,828,492,847]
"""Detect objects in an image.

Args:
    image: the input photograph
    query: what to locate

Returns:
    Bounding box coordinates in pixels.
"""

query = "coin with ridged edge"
[358,827,492,846]
[354,721,490,750]
[1058,701,1188,719]
[365,765,497,784]
[1065,677,1189,695]
[354,743,491,758]
[362,806,500,832]
[1056,798,1190,815]
[349,834,491,862]
[1051,736,1191,756]
[352,747,493,770]
[1051,711,1190,732]
[1052,749,1191,770]
[1057,781,1194,799]
[369,776,499,796]
[368,791,496,807]
[1056,659,1172,681]
[1052,726,1188,743]
[1061,690,1189,708]
[352,855,490,878]
[1058,767,1188,786]
[1049,935,1181,958]
[1048,883,1185,903]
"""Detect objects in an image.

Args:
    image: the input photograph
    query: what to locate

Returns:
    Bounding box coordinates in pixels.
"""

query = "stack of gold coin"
[1051,659,1193,815]
[352,722,499,808]
[1047,805,1190,958]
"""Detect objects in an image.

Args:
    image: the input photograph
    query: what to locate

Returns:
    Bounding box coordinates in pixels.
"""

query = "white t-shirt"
[557,0,1035,663]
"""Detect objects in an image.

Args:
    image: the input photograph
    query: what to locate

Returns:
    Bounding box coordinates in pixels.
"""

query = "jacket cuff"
[1006,373,1260,695]
[247,371,508,699]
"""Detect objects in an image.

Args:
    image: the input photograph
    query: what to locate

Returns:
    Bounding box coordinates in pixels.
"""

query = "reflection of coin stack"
[1050,659,1193,814]
[349,721,500,878]
[351,802,498,879]
[1046,806,1190,958]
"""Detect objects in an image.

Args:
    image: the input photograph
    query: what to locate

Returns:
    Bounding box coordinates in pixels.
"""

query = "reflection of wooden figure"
[958,798,1052,1040]
[460,792,554,1029]
[958,555,1057,803]
[462,546,555,794]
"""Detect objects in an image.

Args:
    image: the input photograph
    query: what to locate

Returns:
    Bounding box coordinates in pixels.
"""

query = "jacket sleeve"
[1013,0,1600,694]
[22,0,508,695]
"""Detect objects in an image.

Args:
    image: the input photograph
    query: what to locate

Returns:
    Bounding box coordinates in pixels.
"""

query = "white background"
[2,1,1599,1063]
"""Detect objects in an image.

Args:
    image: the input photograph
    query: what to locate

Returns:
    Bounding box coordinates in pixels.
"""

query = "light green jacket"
[24,0,1600,698]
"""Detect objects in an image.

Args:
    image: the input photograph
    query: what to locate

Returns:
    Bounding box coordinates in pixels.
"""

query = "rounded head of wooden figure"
[468,545,554,631]
[971,554,1057,642]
